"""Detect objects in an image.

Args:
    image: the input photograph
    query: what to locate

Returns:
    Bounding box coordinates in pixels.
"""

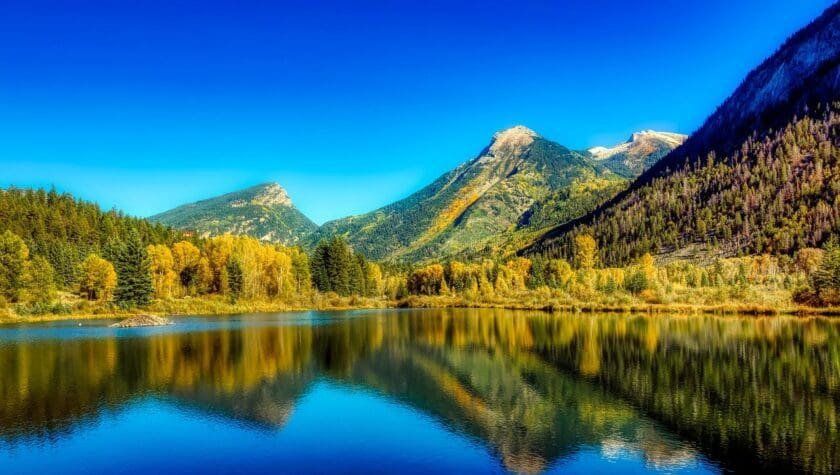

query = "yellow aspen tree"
[574,235,598,270]
[78,254,117,301]
[147,244,177,299]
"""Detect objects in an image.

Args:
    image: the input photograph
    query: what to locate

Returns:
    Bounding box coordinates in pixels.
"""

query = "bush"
[14,301,72,316]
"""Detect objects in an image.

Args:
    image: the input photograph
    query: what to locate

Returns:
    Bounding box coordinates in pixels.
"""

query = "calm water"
[0,309,837,474]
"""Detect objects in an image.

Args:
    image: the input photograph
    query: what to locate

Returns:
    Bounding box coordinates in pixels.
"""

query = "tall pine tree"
[226,258,243,301]
[114,233,153,308]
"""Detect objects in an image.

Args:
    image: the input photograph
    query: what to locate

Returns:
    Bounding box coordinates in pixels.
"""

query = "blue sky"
[0,0,834,224]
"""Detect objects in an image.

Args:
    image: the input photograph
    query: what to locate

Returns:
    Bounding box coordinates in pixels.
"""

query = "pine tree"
[113,234,153,308]
[349,253,366,295]
[811,237,840,304]
[227,258,244,301]
[327,237,352,296]
[309,240,330,292]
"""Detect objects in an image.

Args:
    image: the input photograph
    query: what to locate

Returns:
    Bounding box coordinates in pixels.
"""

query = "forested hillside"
[538,107,839,264]
[0,188,182,286]
[528,3,840,265]
[151,182,317,245]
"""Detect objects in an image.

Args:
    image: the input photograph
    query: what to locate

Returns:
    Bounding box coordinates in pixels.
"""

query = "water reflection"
[0,309,837,473]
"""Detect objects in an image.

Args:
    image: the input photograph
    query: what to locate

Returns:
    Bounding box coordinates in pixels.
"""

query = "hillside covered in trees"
[528,3,840,266]
[535,107,839,265]
[0,188,182,287]
[150,182,317,246]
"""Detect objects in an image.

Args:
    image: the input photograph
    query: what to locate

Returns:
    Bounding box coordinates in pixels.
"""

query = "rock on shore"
[110,314,173,328]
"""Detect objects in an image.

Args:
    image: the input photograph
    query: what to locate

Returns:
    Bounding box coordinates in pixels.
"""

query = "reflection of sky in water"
[0,382,716,475]
[0,309,381,343]
[1,308,834,473]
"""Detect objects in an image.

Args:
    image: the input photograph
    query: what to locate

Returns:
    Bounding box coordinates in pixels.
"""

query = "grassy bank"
[396,294,840,316]
[2,290,839,324]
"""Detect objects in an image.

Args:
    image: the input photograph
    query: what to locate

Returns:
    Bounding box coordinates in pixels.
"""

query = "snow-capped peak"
[588,130,686,160]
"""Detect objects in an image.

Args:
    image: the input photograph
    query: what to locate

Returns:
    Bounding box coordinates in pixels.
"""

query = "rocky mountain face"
[150,183,317,245]
[588,130,687,177]
[526,3,840,264]
[311,125,681,261]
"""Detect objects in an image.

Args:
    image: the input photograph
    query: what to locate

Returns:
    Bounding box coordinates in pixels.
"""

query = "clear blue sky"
[0,0,834,224]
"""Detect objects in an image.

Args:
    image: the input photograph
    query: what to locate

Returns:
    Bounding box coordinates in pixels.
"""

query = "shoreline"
[2,295,839,325]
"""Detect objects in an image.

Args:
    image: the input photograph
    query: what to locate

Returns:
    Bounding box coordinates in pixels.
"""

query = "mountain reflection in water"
[0,309,837,473]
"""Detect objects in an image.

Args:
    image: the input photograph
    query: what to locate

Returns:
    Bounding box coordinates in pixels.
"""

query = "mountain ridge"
[150,182,317,245]
[148,124,684,259]
[311,125,682,261]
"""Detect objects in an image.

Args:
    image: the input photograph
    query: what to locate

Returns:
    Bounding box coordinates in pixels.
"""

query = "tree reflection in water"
[0,309,837,473]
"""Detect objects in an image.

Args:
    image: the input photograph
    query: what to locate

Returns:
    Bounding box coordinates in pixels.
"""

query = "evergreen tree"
[113,234,154,308]
[349,253,366,295]
[327,237,352,295]
[310,237,360,296]
[811,237,840,304]
[226,258,244,301]
[310,240,329,292]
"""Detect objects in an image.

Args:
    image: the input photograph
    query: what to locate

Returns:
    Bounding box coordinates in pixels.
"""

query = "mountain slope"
[150,183,317,245]
[313,126,682,261]
[527,3,840,264]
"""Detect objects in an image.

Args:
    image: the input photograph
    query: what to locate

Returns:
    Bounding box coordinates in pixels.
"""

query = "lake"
[0,309,837,474]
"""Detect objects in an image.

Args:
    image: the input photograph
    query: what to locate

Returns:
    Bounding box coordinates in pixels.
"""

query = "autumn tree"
[574,235,598,270]
[0,231,29,303]
[204,235,234,293]
[147,244,177,299]
[78,254,117,301]
[408,264,445,295]
[26,256,56,304]
[171,240,202,294]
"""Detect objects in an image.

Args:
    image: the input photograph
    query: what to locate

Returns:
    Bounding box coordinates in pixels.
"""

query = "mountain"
[313,125,682,261]
[526,3,840,265]
[588,130,687,177]
[150,183,317,245]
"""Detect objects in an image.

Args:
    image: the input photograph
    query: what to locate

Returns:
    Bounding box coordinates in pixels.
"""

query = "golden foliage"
[78,254,117,301]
